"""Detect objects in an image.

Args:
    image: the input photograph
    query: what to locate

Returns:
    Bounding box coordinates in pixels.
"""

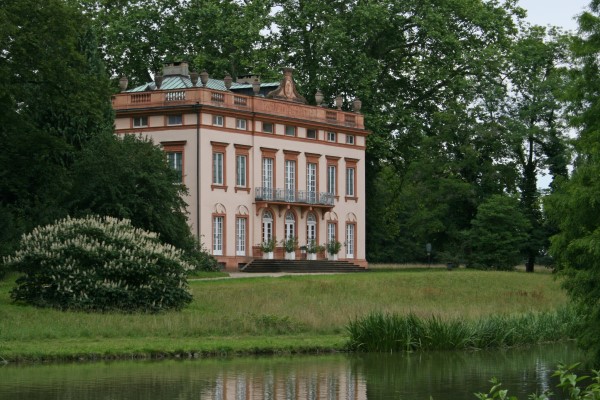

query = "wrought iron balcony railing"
[255,187,334,206]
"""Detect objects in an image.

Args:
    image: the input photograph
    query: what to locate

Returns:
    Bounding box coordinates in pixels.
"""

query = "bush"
[4,215,193,312]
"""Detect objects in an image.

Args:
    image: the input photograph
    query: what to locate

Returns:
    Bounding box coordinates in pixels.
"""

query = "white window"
[262,211,273,243]
[213,216,223,256]
[327,165,336,195]
[213,115,224,126]
[307,162,317,203]
[346,167,355,197]
[307,129,317,139]
[167,152,182,182]
[262,158,273,199]
[213,152,224,185]
[236,118,246,130]
[285,125,296,136]
[346,135,355,145]
[327,223,336,243]
[285,211,295,240]
[307,213,317,243]
[236,218,246,256]
[262,122,273,133]
[236,155,246,187]
[285,160,296,201]
[346,224,355,258]
[327,131,336,142]
[167,114,182,125]
[133,116,148,127]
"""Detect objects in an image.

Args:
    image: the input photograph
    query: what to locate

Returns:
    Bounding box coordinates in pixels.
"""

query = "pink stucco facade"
[112,67,368,269]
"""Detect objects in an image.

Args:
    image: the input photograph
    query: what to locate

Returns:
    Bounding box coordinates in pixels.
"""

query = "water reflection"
[0,343,585,400]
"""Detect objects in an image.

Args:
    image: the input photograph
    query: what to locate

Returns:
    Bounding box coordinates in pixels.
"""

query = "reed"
[346,307,580,352]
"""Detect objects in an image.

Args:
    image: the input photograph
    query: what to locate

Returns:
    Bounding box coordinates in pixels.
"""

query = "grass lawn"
[0,268,568,362]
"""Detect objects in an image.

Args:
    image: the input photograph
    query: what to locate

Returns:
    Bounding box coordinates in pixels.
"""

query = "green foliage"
[281,237,298,253]
[326,240,342,255]
[474,364,600,400]
[544,2,600,365]
[306,240,324,254]
[4,215,193,312]
[466,195,531,270]
[346,307,578,353]
[77,0,276,84]
[0,0,114,258]
[259,238,276,253]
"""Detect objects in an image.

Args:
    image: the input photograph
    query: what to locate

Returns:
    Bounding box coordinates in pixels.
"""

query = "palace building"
[112,62,368,269]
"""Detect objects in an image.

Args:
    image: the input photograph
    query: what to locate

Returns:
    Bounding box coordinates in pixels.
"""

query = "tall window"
[346,167,355,197]
[307,162,317,203]
[346,224,355,258]
[285,160,296,201]
[213,216,223,256]
[213,152,224,185]
[262,211,273,243]
[262,158,273,199]
[327,222,336,243]
[327,165,336,195]
[346,135,355,145]
[236,155,247,187]
[236,217,246,256]
[236,119,247,130]
[327,131,336,142]
[285,211,296,240]
[307,213,317,243]
[167,152,182,182]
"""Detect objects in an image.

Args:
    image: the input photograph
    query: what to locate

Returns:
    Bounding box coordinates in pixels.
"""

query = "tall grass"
[346,307,580,352]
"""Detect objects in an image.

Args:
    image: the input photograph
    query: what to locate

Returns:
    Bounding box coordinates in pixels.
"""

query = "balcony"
[255,187,334,216]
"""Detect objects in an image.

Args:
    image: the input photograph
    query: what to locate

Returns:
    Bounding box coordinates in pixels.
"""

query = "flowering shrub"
[4,215,193,312]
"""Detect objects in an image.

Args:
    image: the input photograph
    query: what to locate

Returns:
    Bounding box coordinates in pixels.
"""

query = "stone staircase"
[240,259,368,273]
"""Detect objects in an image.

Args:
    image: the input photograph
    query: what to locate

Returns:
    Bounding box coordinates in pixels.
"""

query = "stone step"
[240,259,367,273]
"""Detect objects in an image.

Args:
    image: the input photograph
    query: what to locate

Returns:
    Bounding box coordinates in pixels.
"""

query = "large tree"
[77,0,276,84]
[545,0,600,363]
[0,0,114,257]
[505,26,570,272]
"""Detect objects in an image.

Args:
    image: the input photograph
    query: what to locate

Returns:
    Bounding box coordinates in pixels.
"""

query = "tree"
[505,26,571,272]
[69,135,193,252]
[0,0,114,258]
[545,0,600,363]
[77,0,276,84]
[466,195,530,270]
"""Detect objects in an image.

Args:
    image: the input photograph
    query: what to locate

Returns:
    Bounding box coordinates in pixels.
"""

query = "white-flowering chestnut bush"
[4,215,193,312]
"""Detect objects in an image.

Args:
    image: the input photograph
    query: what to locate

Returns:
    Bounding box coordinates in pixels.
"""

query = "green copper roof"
[127,75,279,93]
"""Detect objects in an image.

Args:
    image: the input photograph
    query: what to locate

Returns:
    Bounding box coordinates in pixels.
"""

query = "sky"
[518,0,590,31]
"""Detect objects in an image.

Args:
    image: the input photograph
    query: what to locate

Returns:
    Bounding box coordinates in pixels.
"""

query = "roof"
[127,75,280,93]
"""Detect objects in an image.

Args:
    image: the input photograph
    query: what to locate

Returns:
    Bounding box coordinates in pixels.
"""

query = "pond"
[0,343,586,400]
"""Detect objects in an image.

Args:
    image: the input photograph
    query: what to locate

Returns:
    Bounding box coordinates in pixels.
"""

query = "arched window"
[285,211,296,240]
[306,212,317,244]
[262,210,273,243]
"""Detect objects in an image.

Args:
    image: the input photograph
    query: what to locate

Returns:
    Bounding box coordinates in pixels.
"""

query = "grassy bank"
[0,268,569,362]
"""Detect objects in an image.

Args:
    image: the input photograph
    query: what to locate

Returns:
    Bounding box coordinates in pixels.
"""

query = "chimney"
[236,74,261,84]
[162,61,190,77]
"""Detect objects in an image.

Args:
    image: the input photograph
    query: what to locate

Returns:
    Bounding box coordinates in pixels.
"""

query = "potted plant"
[326,240,342,261]
[306,240,324,261]
[282,237,298,260]
[260,238,276,259]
